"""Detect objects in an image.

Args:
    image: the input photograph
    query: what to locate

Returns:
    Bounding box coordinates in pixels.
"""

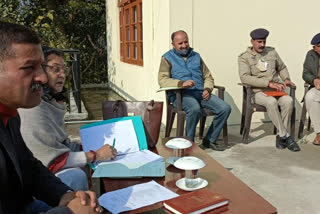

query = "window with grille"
[119,0,143,66]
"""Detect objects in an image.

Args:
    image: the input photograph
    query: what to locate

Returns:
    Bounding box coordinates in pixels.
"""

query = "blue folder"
[80,115,148,152]
[80,116,149,170]
[92,161,165,178]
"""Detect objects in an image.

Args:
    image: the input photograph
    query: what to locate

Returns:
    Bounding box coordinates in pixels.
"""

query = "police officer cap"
[250,28,269,40]
[311,33,320,45]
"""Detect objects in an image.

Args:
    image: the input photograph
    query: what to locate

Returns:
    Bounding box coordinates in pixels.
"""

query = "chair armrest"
[164,88,183,111]
[238,83,253,99]
[286,84,296,99]
[214,85,225,100]
[286,84,296,90]
[157,87,183,92]
[304,83,310,94]
[239,82,295,91]
[174,89,183,111]
[238,83,251,88]
[238,83,254,105]
[301,82,310,102]
[165,85,227,107]
[238,83,268,90]
[213,85,225,91]
[239,82,296,105]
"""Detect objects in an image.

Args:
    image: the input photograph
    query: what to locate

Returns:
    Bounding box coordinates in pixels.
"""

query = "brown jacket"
[158,57,214,93]
[238,47,290,93]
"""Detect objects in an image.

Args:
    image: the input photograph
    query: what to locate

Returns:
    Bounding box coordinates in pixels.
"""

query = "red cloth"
[48,152,69,174]
[263,91,288,97]
[0,103,18,126]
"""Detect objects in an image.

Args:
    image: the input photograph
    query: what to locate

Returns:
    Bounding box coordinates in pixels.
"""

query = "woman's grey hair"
[42,46,64,63]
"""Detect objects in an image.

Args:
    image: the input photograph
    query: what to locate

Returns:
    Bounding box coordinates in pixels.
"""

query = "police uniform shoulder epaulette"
[265,46,275,51]
[238,51,248,57]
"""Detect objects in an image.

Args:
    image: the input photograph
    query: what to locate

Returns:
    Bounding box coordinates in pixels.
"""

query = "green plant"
[0,0,108,84]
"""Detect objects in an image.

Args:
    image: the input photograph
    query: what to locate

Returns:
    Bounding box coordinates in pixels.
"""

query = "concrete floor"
[187,122,320,214]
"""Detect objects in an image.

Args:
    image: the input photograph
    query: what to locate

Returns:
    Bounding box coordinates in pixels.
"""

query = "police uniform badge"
[255,59,267,71]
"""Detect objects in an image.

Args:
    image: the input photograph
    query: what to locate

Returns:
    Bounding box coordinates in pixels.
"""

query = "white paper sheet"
[80,119,139,154]
[99,180,179,214]
[99,150,164,165]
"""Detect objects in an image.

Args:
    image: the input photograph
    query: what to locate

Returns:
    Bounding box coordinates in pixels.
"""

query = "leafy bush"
[0,0,108,84]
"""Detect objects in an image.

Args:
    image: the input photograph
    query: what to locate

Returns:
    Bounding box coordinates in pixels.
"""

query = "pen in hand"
[112,138,116,148]
[111,138,117,159]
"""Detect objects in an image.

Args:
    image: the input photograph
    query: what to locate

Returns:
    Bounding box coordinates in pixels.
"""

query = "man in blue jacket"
[0,21,101,214]
[158,30,231,151]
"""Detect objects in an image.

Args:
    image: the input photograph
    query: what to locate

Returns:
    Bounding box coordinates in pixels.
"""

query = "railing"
[62,49,81,113]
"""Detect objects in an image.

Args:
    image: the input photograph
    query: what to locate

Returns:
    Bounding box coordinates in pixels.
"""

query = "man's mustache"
[258,46,265,50]
[31,83,43,92]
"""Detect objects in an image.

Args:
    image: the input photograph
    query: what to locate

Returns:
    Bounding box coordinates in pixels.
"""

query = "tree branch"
[87,34,103,56]
[82,52,96,73]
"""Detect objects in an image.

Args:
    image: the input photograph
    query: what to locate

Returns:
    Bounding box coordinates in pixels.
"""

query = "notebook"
[163,188,229,214]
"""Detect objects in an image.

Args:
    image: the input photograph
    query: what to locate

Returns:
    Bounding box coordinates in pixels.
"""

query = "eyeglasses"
[42,64,70,75]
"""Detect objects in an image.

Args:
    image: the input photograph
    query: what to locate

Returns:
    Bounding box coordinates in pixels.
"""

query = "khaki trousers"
[305,87,320,133]
[254,92,293,137]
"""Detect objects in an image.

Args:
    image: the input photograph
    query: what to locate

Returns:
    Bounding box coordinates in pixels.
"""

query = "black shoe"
[286,136,301,152]
[209,143,226,151]
[276,135,287,149]
[202,139,226,151]
[201,138,211,148]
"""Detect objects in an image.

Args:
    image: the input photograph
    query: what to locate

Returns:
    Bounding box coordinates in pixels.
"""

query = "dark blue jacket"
[0,115,72,214]
[163,48,204,101]
[303,49,319,87]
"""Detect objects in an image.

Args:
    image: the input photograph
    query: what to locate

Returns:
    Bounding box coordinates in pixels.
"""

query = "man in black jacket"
[0,21,101,214]
[303,33,320,145]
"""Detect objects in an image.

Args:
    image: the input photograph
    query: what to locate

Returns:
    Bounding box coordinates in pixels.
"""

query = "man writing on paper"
[19,47,117,191]
[303,33,320,145]
[238,28,300,152]
[0,21,102,214]
[158,30,231,151]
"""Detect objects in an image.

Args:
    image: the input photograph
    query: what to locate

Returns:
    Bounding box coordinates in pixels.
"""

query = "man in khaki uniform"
[238,28,300,152]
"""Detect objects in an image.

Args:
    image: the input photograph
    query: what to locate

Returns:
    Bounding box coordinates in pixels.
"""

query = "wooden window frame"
[119,0,143,66]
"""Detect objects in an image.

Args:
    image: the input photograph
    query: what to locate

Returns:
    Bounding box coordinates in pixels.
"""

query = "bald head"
[171,30,190,56]
[171,30,188,42]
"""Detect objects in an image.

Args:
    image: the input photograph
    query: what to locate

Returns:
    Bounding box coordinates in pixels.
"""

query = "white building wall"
[106,0,320,125]
[191,0,320,124]
[106,0,170,101]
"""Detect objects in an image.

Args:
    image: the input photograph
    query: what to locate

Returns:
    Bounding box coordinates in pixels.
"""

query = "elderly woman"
[19,48,117,190]
[303,33,320,145]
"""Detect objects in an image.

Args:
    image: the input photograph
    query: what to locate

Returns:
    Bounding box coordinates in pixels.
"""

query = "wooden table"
[97,138,277,214]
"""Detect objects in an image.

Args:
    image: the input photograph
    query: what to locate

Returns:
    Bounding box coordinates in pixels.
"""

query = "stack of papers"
[99,180,179,214]
[80,116,165,178]
[80,116,148,154]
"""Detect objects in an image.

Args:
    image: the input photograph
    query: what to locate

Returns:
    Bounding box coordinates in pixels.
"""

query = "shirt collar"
[0,102,18,126]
